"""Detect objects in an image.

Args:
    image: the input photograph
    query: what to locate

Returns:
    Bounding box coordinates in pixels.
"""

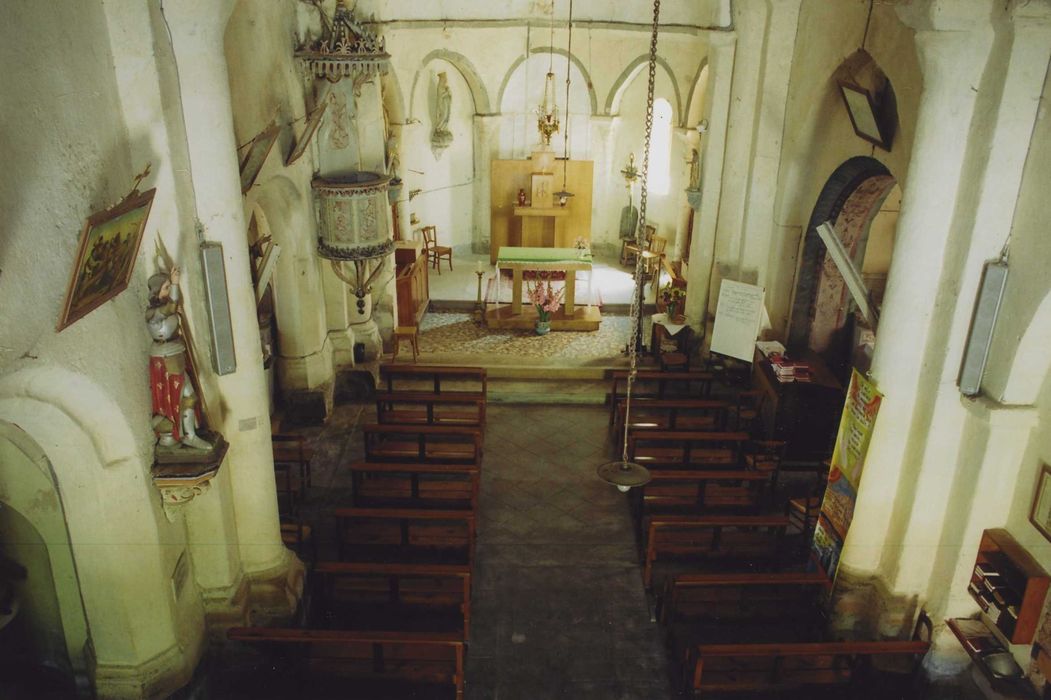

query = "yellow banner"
[831,369,883,489]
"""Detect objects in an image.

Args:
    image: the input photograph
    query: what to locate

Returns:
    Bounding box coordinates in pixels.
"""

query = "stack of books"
[756,341,814,384]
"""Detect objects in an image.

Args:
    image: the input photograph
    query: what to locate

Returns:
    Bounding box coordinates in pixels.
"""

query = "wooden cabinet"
[752,349,844,461]
[969,528,1050,644]
[395,241,429,327]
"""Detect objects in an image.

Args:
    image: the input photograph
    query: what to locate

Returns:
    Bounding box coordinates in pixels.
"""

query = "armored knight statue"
[146,267,213,453]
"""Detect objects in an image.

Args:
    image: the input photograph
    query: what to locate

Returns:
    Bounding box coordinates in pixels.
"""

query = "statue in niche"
[146,267,213,454]
[688,148,701,191]
[431,72,454,157]
[327,90,351,150]
[386,132,401,178]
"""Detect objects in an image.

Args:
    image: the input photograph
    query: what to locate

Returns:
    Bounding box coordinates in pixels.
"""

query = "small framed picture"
[531,173,554,209]
[838,81,891,151]
[286,100,328,166]
[240,123,280,193]
[57,189,156,331]
[1029,463,1051,542]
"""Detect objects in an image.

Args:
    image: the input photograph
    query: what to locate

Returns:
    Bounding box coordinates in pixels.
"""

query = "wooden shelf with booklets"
[968,528,1050,644]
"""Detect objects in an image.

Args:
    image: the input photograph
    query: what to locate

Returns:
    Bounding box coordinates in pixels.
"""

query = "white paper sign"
[710,280,765,362]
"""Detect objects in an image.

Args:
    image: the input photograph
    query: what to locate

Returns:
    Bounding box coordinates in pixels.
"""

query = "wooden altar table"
[486,247,601,331]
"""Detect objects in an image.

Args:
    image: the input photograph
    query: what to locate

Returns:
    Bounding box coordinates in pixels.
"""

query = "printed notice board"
[710,280,765,362]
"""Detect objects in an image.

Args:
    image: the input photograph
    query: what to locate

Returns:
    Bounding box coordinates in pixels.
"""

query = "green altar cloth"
[496,247,593,265]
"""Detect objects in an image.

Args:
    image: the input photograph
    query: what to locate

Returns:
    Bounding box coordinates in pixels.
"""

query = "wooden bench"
[632,469,773,523]
[334,507,476,567]
[380,364,487,398]
[308,561,472,640]
[628,430,750,470]
[272,434,312,515]
[607,370,715,425]
[226,627,464,699]
[375,391,486,428]
[363,424,483,465]
[658,571,832,665]
[613,398,730,442]
[643,514,793,588]
[686,633,931,696]
[349,462,480,511]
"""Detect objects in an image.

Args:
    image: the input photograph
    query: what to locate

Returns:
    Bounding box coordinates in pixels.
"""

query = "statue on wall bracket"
[431,72,454,159]
[146,266,223,461]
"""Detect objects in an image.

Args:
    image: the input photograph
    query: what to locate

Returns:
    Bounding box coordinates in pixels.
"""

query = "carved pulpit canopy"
[297,0,390,83]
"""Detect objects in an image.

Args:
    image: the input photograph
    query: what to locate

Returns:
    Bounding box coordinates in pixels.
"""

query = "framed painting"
[240,123,280,193]
[1029,463,1051,542]
[838,81,891,151]
[285,100,328,166]
[57,188,156,331]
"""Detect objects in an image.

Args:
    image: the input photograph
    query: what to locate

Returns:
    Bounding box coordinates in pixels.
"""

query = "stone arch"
[497,47,600,116]
[1003,292,1051,405]
[604,54,684,126]
[382,65,408,125]
[0,366,197,696]
[684,57,710,126]
[787,157,897,380]
[0,420,89,690]
[410,49,494,118]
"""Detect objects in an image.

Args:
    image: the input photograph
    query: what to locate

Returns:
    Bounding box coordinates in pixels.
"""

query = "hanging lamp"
[554,0,576,206]
[537,9,560,147]
[597,0,662,492]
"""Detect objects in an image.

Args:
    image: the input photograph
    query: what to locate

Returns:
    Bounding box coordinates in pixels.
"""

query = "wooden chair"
[621,224,656,266]
[392,325,420,362]
[640,235,667,290]
[422,225,453,275]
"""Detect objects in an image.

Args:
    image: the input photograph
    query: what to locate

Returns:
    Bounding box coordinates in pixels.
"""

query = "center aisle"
[465,404,673,699]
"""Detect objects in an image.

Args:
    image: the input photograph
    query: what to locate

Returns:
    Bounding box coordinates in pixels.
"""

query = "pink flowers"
[527,278,565,321]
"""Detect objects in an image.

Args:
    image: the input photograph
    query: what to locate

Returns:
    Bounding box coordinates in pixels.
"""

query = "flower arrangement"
[527,278,565,322]
[660,283,687,305]
[573,236,591,258]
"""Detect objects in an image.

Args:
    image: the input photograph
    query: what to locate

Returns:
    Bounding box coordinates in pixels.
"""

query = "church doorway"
[788,156,900,385]
[0,421,89,697]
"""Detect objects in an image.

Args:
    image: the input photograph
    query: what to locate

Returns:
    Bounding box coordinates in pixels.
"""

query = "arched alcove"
[605,54,683,125]
[0,367,201,697]
[497,52,594,160]
[788,156,898,383]
[0,421,87,695]
[409,49,493,117]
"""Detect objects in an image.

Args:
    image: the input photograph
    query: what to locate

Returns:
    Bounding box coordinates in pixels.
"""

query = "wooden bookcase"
[969,528,1050,644]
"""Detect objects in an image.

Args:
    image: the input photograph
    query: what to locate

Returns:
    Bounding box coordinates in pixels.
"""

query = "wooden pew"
[375,391,486,428]
[227,627,465,699]
[607,370,715,425]
[612,398,730,442]
[380,364,487,398]
[272,433,312,515]
[309,561,472,640]
[686,634,931,696]
[363,424,483,466]
[657,571,832,662]
[334,507,476,567]
[628,430,750,470]
[349,462,480,511]
[643,514,793,588]
[632,469,773,523]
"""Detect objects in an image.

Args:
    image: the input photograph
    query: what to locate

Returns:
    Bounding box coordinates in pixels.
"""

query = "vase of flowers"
[528,278,565,335]
[661,283,687,323]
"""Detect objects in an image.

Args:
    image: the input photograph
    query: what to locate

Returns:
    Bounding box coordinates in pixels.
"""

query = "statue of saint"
[431,72,454,154]
[688,148,701,191]
[146,267,212,452]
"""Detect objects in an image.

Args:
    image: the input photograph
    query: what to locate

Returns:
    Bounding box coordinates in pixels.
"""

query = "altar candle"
[476,260,484,274]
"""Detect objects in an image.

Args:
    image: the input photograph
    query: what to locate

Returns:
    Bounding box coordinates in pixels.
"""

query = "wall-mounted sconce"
[409,189,422,201]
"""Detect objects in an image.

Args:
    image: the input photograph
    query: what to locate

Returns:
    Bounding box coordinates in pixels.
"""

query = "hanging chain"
[622,0,661,464]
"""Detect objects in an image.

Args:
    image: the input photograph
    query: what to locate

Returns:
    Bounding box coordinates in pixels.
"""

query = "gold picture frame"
[285,100,328,166]
[57,188,156,331]
[240,123,280,193]
[1030,463,1051,542]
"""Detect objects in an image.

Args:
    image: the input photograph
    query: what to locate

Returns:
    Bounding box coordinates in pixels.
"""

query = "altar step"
[487,376,609,405]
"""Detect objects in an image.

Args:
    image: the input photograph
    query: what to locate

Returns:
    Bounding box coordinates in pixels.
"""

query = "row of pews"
[226,364,488,699]
[610,366,932,696]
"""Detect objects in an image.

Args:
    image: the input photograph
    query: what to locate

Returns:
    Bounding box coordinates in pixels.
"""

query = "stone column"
[162,1,293,585]
[684,31,735,337]
[473,115,502,254]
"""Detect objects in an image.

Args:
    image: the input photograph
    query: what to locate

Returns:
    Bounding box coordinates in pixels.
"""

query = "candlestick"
[474,270,485,324]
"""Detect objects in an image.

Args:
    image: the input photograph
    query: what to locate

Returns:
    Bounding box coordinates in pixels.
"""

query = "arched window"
[647,98,673,196]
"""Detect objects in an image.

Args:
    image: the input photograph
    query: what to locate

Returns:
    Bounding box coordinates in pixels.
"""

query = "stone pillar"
[840,10,998,582]
[323,260,358,368]
[162,1,293,585]
[684,31,735,337]
[472,115,502,254]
